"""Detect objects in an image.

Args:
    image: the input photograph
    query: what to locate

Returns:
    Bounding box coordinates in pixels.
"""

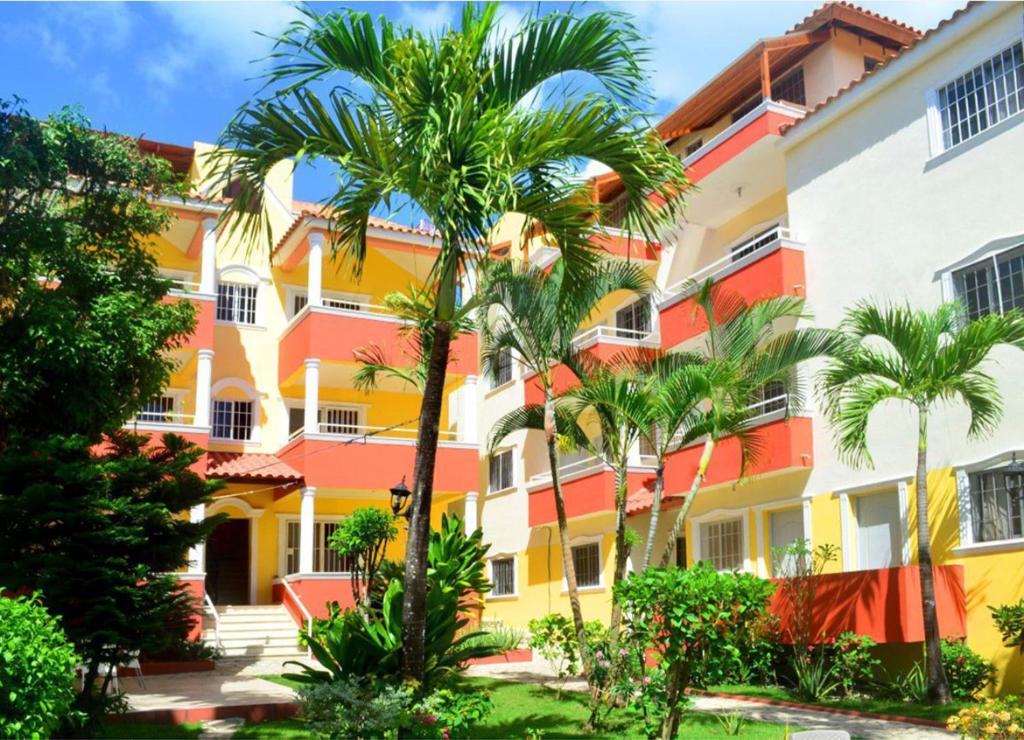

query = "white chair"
[77,650,145,694]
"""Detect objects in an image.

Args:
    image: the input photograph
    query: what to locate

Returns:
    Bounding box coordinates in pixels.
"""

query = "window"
[216,283,257,324]
[699,518,744,571]
[138,395,175,423]
[685,138,704,157]
[731,68,806,122]
[212,399,254,440]
[320,407,360,435]
[856,491,901,569]
[953,244,1024,321]
[571,542,601,587]
[749,380,788,418]
[769,508,805,576]
[937,41,1023,151]
[675,536,688,568]
[288,407,305,437]
[324,296,364,311]
[491,557,516,596]
[970,469,1024,543]
[285,521,355,574]
[489,450,513,492]
[493,347,513,387]
[731,223,780,262]
[603,192,629,229]
[292,293,308,316]
[615,300,651,335]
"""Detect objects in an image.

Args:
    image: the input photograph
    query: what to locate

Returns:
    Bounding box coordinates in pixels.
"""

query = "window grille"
[489,450,513,492]
[212,399,253,440]
[571,542,601,587]
[138,395,175,423]
[699,518,744,571]
[970,470,1024,543]
[491,557,516,596]
[938,42,1024,151]
[216,283,257,324]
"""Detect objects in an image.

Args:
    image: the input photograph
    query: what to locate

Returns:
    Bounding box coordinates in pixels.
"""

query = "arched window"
[216,265,264,326]
[210,378,261,442]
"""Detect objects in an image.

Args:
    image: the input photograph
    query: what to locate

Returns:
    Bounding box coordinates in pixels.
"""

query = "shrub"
[990,598,1024,653]
[615,563,775,740]
[328,507,397,606]
[941,637,995,700]
[410,688,493,738]
[0,593,79,739]
[298,676,413,739]
[947,695,1024,738]
[791,646,840,702]
[827,632,881,697]
[527,614,606,695]
[874,662,927,703]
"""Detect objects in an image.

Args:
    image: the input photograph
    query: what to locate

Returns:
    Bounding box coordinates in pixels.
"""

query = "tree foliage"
[328,507,398,607]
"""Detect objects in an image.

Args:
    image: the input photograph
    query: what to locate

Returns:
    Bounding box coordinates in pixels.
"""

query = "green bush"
[410,687,493,738]
[946,695,1024,737]
[941,637,994,700]
[527,614,606,693]
[298,676,414,739]
[827,632,881,697]
[0,593,79,739]
[990,598,1024,653]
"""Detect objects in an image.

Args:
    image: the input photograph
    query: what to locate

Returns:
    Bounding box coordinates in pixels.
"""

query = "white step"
[209,613,298,626]
[202,604,305,661]
[219,637,301,649]
[220,644,308,658]
[204,627,299,640]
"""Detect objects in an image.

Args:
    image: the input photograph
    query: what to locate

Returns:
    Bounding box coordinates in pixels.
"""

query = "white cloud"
[396,2,458,35]
[581,158,613,179]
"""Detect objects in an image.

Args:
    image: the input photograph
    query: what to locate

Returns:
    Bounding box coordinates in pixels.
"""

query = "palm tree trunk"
[915,406,951,704]
[641,459,665,570]
[609,460,630,634]
[400,320,452,681]
[544,389,592,684]
[659,437,716,568]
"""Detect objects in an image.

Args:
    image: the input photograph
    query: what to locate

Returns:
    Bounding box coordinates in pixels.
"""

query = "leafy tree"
[0,432,221,720]
[820,301,1024,704]
[0,99,195,445]
[483,258,651,685]
[657,281,837,567]
[328,507,398,608]
[215,3,687,679]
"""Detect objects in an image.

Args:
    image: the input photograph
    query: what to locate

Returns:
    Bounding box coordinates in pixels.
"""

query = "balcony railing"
[288,422,461,445]
[129,411,196,426]
[572,325,660,351]
[664,226,799,301]
[167,278,202,295]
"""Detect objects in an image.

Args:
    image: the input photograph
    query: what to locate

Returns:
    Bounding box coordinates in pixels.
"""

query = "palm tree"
[215,3,687,679]
[820,301,1024,704]
[657,281,838,568]
[482,257,651,682]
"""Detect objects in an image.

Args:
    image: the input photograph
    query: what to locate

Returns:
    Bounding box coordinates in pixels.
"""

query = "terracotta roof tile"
[273,201,438,257]
[783,3,975,134]
[206,452,303,483]
[789,1,921,36]
[626,481,684,516]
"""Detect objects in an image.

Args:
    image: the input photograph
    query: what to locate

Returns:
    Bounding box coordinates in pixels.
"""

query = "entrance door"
[206,519,250,605]
[856,491,901,570]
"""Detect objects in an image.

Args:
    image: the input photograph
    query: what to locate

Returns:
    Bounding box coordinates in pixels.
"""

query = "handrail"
[314,422,461,442]
[528,455,605,485]
[664,226,798,298]
[202,592,224,652]
[130,412,196,426]
[279,577,314,659]
[572,324,659,348]
[166,278,201,294]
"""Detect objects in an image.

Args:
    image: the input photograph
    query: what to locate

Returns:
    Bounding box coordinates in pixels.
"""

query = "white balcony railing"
[288,422,461,444]
[662,225,802,304]
[572,324,660,350]
[167,278,201,295]
[129,411,196,426]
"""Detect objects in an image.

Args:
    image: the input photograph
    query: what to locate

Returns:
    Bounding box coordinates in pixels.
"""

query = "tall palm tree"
[820,301,1024,704]
[214,3,687,679]
[657,281,838,568]
[482,258,651,682]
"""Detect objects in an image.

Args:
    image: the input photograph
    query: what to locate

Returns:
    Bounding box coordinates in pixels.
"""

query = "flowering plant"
[947,695,1024,739]
[827,632,880,697]
[941,637,995,700]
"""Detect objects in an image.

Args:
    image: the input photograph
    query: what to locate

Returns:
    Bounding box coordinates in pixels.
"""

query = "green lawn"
[97,721,203,738]
[237,676,798,739]
[706,684,970,723]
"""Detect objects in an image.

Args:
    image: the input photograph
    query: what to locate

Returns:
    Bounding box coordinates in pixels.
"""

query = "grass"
[707,683,972,723]
[97,721,203,738]
[237,676,799,738]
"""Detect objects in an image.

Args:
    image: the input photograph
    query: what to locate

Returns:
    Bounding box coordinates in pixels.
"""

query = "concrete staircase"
[203,604,306,661]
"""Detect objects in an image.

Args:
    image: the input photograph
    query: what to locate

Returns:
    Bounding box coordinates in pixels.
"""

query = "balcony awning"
[206,451,304,484]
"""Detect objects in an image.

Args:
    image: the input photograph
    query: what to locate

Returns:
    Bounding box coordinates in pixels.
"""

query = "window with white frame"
[489,450,513,492]
[490,557,516,596]
[571,542,601,587]
[216,282,258,324]
[288,407,305,437]
[699,518,744,571]
[615,300,651,335]
[936,41,1024,152]
[212,399,254,440]
[492,347,513,387]
[969,469,1024,543]
[138,395,176,423]
[952,243,1024,321]
[749,380,789,418]
[284,521,355,574]
[319,406,361,435]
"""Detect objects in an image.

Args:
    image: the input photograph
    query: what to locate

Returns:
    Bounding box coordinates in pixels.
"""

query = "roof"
[206,452,304,483]
[656,2,921,141]
[782,3,977,135]
[273,200,438,257]
[138,137,194,174]
[626,483,682,516]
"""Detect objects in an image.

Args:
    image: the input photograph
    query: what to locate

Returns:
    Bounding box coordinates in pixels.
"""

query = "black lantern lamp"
[390,476,412,519]
[1004,454,1024,497]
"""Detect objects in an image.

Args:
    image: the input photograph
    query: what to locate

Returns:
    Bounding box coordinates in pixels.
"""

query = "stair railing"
[203,591,224,652]
[279,577,314,660]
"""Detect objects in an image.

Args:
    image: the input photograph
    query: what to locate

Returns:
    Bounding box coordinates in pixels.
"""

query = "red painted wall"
[273,577,355,621]
[686,109,796,185]
[275,436,478,492]
[589,232,659,261]
[163,295,215,351]
[769,565,967,644]
[528,468,654,527]
[660,247,806,349]
[176,576,206,641]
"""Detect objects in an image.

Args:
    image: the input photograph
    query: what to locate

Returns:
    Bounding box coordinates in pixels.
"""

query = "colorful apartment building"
[130,2,1023,691]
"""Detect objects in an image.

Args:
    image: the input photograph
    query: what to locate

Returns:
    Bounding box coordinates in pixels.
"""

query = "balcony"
[527,229,659,270]
[659,226,806,349]
[276,424,478,492]
[523,326,661,406]
[527,456,657,527]
[769,565,967,644]
[165,281,215,351]
[279,304,478,384]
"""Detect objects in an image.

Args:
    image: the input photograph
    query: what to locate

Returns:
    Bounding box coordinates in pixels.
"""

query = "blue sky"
[0,1,962,219]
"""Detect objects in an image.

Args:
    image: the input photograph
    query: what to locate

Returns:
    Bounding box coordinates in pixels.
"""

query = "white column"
[199,218,217,294]
[299,487,316,574]
[839,492,852,571]
[464,491,479,535]
[459,376,479,443]
[303,359,320,434]
[307,233,324,308]
[188,503,205,574]
[194,349,214,428]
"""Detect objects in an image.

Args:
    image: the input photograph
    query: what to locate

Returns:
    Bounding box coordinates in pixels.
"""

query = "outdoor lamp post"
[390,476,412,519]
[1004,454,1024,497]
